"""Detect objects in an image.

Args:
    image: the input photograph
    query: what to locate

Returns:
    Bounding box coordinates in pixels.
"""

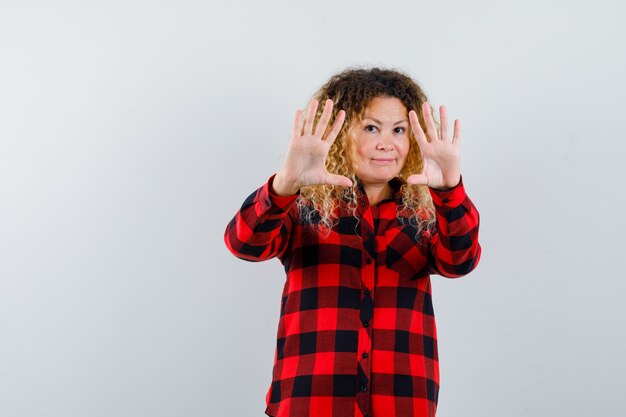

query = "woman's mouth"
[372,158,395,164]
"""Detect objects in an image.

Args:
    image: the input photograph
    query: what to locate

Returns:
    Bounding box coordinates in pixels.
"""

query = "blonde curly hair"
[297,67,438,236]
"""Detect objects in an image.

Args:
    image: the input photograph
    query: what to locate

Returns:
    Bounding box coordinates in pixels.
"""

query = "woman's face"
[350,96,411,187]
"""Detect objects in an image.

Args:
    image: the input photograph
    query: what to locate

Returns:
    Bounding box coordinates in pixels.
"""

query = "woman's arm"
[224,174,298,262]
[225,98,351,262]
[405,103,481,277]
[427,176,481,278]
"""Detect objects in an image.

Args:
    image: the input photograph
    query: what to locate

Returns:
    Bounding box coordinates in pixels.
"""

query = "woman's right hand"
[272,98,353,196]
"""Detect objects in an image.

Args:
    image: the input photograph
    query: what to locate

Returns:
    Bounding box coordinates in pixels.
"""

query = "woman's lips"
[372,158,394,163]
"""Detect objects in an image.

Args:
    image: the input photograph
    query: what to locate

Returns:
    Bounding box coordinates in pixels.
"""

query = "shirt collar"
[354,176,405,204]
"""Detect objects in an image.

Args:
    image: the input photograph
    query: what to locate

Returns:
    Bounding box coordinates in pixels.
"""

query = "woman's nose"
[376,142,394,151]
[376,134,395,151]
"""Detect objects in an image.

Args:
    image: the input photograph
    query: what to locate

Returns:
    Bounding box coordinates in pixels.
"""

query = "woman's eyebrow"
[363,117,408,126]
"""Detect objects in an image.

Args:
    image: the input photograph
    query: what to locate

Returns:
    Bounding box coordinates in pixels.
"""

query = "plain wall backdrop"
[1,1,625,416]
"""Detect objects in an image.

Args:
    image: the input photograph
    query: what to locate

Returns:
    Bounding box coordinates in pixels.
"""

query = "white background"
[1,1,625,416]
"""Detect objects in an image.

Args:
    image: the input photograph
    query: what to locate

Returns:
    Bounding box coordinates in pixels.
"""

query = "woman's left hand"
[407,103,462,190]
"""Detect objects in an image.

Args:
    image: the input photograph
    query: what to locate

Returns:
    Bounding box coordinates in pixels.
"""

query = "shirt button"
[362,352,368,359]
[364,289,370,296]
[362,321,369,328]
[361,385,368,392]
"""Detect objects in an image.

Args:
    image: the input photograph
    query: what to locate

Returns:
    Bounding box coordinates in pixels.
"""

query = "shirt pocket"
[383,224,430,280]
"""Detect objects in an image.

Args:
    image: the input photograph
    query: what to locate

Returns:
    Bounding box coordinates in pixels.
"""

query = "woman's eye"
[365,125,379,133]
[394,127,406,134]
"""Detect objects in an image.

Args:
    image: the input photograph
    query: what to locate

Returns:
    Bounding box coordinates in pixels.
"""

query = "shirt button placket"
[356,204,375,417]
[358,228,376,416]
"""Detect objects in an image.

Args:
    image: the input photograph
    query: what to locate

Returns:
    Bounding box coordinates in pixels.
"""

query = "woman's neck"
[363,183,392,206]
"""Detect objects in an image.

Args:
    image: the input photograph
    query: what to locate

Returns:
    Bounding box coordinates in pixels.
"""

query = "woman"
[224,67,481,417]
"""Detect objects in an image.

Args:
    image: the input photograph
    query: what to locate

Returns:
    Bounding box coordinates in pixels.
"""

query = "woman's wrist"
[272,172,300,196]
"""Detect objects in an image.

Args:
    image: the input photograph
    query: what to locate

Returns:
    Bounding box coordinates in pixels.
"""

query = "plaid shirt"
[224,174,481,417]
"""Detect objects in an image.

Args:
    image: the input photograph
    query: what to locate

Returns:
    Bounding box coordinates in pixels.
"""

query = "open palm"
[272,99,352,196]
[407,102,462,190]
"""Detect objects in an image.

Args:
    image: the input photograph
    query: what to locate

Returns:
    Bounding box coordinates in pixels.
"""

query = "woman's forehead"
[360,97,408,121]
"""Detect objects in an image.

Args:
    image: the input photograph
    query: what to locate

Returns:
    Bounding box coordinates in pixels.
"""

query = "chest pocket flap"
[384,224,431,280]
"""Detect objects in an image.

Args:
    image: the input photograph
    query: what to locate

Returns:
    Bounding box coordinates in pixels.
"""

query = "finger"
[326,173,353,188]
[323,109,346,146]
[408,110,428,148]
[439,105,449,142]
[422,102,440,142]
[313,99,333,137]
[303,99,319,135]
[292,109,303,139]
[406,173,428,186]
[452,119,461,146]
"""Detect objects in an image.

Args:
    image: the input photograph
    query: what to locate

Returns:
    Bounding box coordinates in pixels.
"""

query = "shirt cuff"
[428,175,467,208]
[260,173,300,211]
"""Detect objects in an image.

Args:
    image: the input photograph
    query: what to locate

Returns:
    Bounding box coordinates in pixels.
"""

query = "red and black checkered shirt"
[224,174,481,417]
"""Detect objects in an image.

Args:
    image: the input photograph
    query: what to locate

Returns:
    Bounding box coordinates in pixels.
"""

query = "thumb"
[406,173,428,186]
[326,173,353,188]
